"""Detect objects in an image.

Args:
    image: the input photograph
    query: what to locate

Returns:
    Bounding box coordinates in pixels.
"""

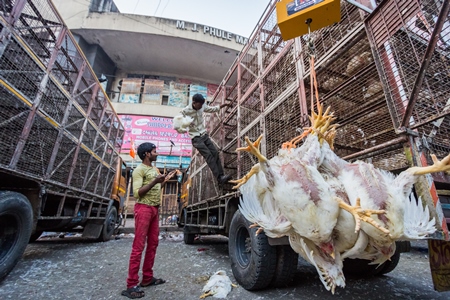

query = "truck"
[179,0,450,291]
[0,0,126,281]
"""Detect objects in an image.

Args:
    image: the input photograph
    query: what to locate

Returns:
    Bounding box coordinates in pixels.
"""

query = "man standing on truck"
[181,93,232,184]
[122,142,169,299]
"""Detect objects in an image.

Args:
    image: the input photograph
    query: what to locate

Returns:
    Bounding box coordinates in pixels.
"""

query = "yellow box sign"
[276,0,341,41]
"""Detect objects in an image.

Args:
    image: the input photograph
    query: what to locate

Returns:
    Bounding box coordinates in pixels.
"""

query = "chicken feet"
[230,164,260,189]
[336,197,389,235]
[230,135,267,189]
[249,223,265,236]
[282,102,336,150]
[407,153,450,175]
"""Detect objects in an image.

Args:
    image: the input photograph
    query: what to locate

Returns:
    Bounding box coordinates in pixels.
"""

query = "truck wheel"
[97,206,117,242]
[270,245,299,287]
[183,226,196,244]
[0,191,33,281]
[343,248,401,277]
[376,249,401,275]
[228,210,276,291]
[343,258,379,277]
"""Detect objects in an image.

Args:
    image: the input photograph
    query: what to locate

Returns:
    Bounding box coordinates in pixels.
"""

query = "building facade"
[53,0,247,168]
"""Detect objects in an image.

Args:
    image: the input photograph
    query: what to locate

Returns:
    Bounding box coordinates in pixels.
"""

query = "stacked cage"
[0,0,124,216]
[187,0,450,216]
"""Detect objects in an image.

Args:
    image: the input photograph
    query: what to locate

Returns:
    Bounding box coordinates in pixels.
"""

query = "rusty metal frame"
[401,0,450,127]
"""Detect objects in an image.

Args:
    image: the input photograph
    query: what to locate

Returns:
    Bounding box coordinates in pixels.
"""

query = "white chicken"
[173,114,193,133]
[199,270,237,299]
[238,168,292,238]
[232,99,449,294]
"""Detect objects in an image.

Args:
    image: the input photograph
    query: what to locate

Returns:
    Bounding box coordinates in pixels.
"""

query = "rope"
[306,20,320,113]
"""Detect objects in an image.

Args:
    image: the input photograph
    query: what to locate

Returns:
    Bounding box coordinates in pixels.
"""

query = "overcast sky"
[113,0,271,37]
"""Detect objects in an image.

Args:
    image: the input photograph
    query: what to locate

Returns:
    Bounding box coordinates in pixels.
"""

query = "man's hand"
[154,174,166,183]
[220,103,232,109]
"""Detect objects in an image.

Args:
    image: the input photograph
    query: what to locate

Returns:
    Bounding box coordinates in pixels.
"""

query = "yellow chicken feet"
[281,102,336,150]
[408,153,450,175]
[336,197,389,234]
[236,135,266,162]
[199,291,214,299]
[230,164,261,189]
[282,129,311,150]
[249,223,265,236]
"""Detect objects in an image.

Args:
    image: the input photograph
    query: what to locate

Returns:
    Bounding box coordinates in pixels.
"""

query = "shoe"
[218,174,232,184]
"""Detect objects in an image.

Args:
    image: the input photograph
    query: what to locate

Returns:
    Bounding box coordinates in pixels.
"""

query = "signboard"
[119,94,140,103]
[142,79,164,105]
[190,84,207,101]
[119,114,192,157]
[287,0,324,15]
[156,155,191,169]
[168,82,188,107]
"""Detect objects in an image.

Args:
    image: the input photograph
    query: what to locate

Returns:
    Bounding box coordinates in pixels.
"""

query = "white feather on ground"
[200,270,235,299]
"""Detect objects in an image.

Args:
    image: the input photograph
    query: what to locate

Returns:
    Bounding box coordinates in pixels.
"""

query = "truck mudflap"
[82,200,117,241]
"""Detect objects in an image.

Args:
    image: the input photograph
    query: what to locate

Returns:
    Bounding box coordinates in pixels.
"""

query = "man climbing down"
[181,93,231,184]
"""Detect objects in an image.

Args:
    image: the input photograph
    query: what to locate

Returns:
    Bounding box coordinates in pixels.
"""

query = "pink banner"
[120,114,192,157]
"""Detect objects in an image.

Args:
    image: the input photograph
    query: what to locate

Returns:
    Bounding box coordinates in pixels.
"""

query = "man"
[181,93,231,184]
[122,142,173,299]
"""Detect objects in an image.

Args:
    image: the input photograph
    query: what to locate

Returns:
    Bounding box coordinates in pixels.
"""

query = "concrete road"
[1,232,449,300]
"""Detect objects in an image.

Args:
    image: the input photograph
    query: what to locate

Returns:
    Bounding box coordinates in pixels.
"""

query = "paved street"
[1,230,450,300]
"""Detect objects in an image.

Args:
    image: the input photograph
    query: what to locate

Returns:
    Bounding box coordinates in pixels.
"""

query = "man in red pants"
[122,142,173,299]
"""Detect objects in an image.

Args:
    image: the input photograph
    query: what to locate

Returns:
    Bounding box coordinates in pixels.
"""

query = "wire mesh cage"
[0,0,124,204]
[366,0,450,130]
[366,0,450,165]
[186,0,450,208]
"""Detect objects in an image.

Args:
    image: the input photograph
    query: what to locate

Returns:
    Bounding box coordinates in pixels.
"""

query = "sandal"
[121,286,145,299]
[140,277,166,287]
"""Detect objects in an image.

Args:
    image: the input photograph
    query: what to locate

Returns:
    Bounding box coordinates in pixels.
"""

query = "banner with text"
[119,114,192,157]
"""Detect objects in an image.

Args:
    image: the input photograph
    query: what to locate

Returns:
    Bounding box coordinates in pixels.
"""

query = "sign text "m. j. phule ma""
[176,20,249,45]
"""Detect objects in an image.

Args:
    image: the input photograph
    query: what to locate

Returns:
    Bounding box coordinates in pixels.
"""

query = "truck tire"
[183,226,196,244]
[0,191,33,282]
[97,206,117,242]
[228,210,276,291]
[376,250,401,275]
[270,245,299,288]
[343,247,402,277]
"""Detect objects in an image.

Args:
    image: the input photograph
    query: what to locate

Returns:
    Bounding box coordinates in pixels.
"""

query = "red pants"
[126,203,159,288]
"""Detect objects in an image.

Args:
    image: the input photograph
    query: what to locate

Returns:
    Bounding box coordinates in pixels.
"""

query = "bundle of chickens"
[230,101,450,294]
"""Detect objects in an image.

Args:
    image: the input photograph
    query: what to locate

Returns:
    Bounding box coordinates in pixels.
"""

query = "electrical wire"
[154,0,162,16]
[133,0,141,14]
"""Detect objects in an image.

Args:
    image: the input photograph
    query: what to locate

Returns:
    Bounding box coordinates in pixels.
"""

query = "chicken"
[173,114,193,133]
[238,169,292,238]
[199,270,237,299]
[233,103,388,293]
[319,138,441,263]
[233,97,448,293]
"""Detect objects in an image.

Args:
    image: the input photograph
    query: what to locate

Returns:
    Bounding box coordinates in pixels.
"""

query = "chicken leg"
[230,135,267,189]
[282,102,336,150]
[336,197,389,234]
[407,153,450,175]
[249,223,265,235]
[230,164,261,189]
